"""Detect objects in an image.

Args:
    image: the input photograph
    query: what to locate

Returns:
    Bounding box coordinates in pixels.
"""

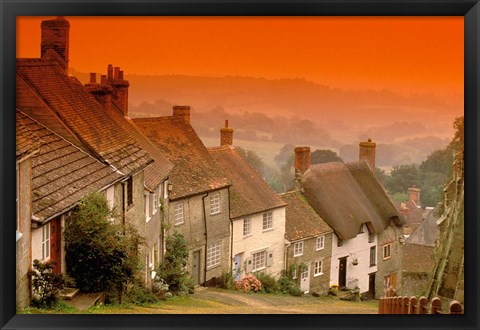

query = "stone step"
[59,287,80,300]
[63,292,105,311]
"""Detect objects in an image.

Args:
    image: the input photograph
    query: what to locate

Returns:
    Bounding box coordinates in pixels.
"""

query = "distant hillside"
[71,70,458,166]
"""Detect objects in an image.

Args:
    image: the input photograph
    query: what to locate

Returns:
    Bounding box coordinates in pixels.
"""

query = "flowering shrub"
[235,275,262,293]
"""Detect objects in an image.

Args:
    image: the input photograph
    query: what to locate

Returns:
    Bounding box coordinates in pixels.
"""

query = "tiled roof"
[16,58,152,176]
[109,105,173,190]
[301,160,402,240]
[16,109,42,160]
[132,116,230,199]
[208,145,285,219]
[17,110,123,222]
[395,200,425,235]
[402,243,435,273]
[279,190,333,242]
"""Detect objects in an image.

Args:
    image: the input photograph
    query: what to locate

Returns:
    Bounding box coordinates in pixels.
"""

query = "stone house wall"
[286,232,333,295]
[376,223,404,298]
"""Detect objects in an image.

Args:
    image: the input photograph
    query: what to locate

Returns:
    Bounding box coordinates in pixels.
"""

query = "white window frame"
[149,246,154,268]
[16,164,22,242]
[383,244,391,260]
[173,203,184,225]
[314,260,324,276]
[252,250,267,272]
[163,180,169,200]
[145,192,151,223]
[316,235,325,251]
[262,212,273,231]
[243,218,251,237]
[293,241,304,257]
[152,190,158,216]
[206,241,221,269]
[210,193,221,215]
[370,245,377,266]
[41,223,51,261]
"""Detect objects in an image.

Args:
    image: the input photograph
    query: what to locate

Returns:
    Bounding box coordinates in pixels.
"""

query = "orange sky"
[17,16,463,100]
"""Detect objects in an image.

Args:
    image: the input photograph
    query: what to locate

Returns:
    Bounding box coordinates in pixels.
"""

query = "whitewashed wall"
[329,227,377,293]
[231,206,286,279]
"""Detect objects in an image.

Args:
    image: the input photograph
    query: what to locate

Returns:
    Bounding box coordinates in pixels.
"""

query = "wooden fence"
[379,296,463,314]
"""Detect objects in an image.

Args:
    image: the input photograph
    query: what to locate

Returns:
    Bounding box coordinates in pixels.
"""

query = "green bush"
[156,232,193,295]
[28,259,64,308]
[278,274,303,296]
[255,272,279,294]
[64,192,142,303]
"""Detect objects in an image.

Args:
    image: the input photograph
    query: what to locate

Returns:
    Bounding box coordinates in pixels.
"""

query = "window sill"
[293,254,303,257]
[16,231,23,242]
[206,264,221,271]
[316,247,324,251]
[314,273,323,277]
[252,266,266,272]
[370,264,376,267]
[262,228,274,233]
[174,222,184,226]
[243,234,252,239]
[146,217,151,223]
[210,211,221,216]
[383,256,391,261]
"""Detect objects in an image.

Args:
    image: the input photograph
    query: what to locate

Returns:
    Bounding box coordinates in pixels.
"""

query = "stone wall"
[376,224,404,298]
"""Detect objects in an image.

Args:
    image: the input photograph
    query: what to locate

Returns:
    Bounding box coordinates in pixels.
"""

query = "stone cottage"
[279,188,334,295]
[208,120,287,281]
[132,109,232,286]
[295,140,405,298]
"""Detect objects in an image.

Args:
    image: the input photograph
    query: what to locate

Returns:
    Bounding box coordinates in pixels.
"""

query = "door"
[368,272,376,299]
[234,254,242,281]
[338,257,347,289]
[49,216,62,274]
[300,265,310,293]
[192,250,201,286]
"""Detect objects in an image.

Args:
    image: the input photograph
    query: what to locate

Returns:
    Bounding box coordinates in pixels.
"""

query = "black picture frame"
[1,1,478,329]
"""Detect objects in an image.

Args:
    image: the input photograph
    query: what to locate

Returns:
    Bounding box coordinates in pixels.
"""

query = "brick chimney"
[108,65,130,117]
[84,72,113,115]
[220,120,234,146]
[359,138,376,171]
[407,186,421,204]
[173,106,191,124]
[41,16,70,72]
[294,146,311,177]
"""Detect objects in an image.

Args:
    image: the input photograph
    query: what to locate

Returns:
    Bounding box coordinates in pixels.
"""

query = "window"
[163,180,169,200]
[126,177,133,207]
[293,241,304,257]
[262,212,273,230]
[368,233,375,243]
[243,218,251,237]
[358,224,364,234]
[149,246,154,268]
[316,235,325,250]
[370,246,377,266]
[314,260,323,276]
[152,191,158,215]
[41,223,51,261]
[210,193,221,215]
[145,193,151,222]
[252,251,267,271]
[337,238,343,247]
[173,203,184,225]
[291,264,297,279]
[207,241,221,268]
[383,244,391,260]
[16,164,22,241]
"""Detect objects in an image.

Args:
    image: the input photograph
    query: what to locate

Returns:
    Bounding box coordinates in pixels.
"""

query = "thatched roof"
[301,160,403,240]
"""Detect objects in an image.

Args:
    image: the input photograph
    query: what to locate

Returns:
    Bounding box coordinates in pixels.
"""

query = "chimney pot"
[90,72,96,83]
[220,119,234,146]
[107,64,113,81]
[173,105,191,124]
[118,70,124,80]
[114,67,120,80]
[407,186,421,204]
[294,146,311,176]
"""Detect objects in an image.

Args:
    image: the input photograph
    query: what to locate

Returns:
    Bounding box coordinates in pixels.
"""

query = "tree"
[385,164,420,195]
[419,148,453,175]
[310,149,343,164]
[236,146,265,175]
[64,192,142,301]
[274,144,295,166]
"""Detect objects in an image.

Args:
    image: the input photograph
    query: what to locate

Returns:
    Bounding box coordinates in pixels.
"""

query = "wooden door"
[192,250,201,286]
[338,257,347,288]
[49,216,62,274]
[368,272,376,299]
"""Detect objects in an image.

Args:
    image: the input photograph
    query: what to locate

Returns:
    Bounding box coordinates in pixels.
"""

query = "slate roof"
[16,110,42,160]
[16,110,123,222]
[395,200,425,235]
[301,160,403,240]
[208,145,285,219]
[132,116,230,200]
[402,243,435,273]
[16,58,152,176]
[405,206,440,247]
[279,190,333,242]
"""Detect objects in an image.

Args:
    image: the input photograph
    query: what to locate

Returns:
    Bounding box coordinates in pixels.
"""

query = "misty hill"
[72,70,458,166]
